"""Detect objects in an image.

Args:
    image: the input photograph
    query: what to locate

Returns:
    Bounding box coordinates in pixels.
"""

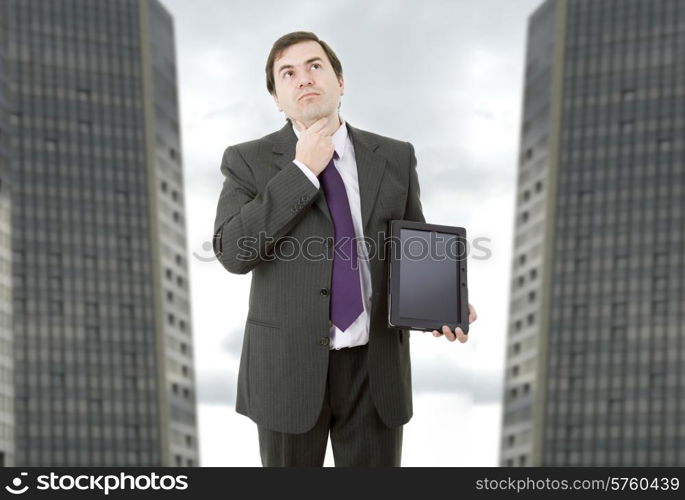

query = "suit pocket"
[379,195,405,210]
[378,193,406,220]
[246,320,287,407]
[246,316,279,329]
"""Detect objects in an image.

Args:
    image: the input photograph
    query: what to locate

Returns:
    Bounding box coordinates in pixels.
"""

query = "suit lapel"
[271,120,387,234]
[347,124,387,234]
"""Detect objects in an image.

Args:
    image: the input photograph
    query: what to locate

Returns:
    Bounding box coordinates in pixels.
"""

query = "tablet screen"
[398,228,461,323]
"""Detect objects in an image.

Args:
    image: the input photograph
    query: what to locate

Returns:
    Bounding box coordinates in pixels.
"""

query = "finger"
[310,117,329,134]
[442,325,456,342]
[455,327,468,343]
[468,303,477,323]
[432,330,441,337]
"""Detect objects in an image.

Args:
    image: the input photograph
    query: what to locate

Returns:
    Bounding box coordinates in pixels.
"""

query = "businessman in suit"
[213,31,477,466]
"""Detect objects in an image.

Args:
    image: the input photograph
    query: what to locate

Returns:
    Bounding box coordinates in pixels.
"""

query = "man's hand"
[294,118,335,176]
[432,303,477,343]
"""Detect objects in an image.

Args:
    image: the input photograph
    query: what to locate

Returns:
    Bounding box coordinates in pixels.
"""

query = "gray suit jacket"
[213,121,425,434]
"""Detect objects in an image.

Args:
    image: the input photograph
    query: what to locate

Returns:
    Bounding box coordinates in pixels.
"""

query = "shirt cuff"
[293,160,320,190]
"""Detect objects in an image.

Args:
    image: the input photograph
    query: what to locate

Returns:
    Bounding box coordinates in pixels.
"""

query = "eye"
[312,63,321,69]
[283,70,293,78]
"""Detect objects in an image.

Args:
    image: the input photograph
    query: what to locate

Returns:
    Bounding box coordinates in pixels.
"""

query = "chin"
[305,108,334,122]
[301,112,323,123]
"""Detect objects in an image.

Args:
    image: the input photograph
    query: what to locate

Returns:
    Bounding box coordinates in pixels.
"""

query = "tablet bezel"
[387,219,469,334]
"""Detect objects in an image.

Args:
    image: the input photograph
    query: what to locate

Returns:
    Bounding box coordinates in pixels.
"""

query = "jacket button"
[320,288,329,296]
[319,337,330,346]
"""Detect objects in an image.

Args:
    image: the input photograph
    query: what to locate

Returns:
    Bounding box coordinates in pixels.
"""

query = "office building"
[501,0,685,466]
[3,0,198,466]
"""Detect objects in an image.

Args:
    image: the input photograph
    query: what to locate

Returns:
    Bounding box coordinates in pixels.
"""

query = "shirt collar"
[291,115,348,161]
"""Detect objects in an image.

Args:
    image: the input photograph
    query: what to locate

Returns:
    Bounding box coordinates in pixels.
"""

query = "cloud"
[196,368,237,406]
[221,327,245,359]
[412,356,502,403]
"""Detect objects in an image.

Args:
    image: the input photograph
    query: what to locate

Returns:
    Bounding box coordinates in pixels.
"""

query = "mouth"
[299,92,320,100]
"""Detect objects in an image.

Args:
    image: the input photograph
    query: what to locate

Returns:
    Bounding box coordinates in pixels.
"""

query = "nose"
[297,75,314,88]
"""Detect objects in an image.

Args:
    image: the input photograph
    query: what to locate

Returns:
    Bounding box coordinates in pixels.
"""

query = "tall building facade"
[0,0,15,468]
[3,0,198,466]
[501,0,685,466]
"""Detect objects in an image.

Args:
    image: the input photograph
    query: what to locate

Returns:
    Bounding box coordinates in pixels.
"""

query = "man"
[212,31,477,467]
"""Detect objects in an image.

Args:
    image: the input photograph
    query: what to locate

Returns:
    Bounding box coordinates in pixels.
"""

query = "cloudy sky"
[159,0,546,466]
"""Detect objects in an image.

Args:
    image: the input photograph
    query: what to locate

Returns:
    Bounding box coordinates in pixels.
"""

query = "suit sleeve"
[405,142,426,223]
[212,145,320,275]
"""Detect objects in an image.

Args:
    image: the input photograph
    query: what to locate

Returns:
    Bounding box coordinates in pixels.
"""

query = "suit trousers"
[256,343,403,466]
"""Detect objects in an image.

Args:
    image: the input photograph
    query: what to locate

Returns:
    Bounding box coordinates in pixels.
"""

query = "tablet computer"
[387,220,469,334]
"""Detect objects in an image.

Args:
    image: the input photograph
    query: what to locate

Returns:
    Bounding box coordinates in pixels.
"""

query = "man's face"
[272,40,344,124]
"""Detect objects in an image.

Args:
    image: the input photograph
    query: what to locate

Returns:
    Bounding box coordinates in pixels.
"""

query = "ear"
[338,75,345,96]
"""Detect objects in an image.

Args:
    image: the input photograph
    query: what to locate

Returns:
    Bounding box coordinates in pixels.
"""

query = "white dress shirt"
[291,118,372,350]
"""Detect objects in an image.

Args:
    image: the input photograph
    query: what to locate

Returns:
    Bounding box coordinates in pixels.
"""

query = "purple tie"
[319,151,364,332]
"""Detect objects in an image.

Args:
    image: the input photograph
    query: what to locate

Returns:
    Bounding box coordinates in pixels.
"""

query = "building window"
[49,300,62,315]
[658,138,671,151]
[652,300,666,316]
[621,88,635,101]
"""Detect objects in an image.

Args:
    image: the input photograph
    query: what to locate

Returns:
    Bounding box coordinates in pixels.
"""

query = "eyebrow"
[277,57,324,76]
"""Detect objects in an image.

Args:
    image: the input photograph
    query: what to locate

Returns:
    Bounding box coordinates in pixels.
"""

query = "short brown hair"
[265,31,343,96]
